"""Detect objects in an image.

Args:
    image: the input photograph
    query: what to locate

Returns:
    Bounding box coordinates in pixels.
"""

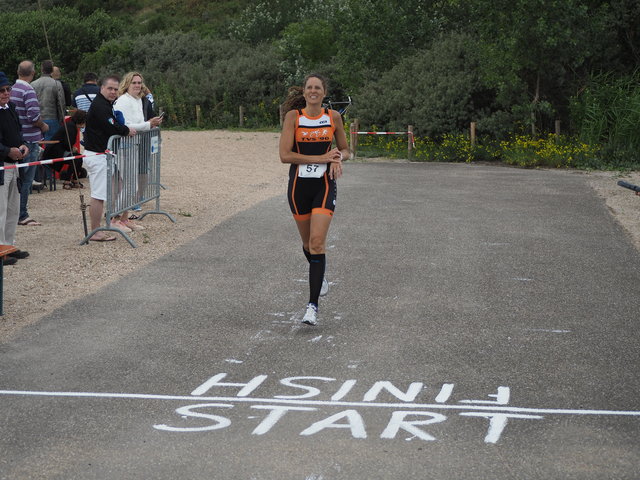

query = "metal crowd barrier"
[80,128,176,248]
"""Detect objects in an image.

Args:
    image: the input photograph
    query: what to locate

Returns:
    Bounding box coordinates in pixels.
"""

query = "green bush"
[353,32,505,139]
[80,32,285,128]
[331,0,435,90]
[353,133,412,160]
[228,0,300,43]
[571,71,640,166]
[580,144,640,170]
[353,128,500,163]
[352,126,605,168]
[499,135,600,168]
[277,20,335,83]
[410,134,499,163]
[0,7,124,77]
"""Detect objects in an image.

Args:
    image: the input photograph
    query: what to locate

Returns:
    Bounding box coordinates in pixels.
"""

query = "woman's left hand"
[329,156,343,180]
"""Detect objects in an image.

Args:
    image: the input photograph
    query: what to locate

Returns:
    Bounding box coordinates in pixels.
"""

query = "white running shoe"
[320,277,329,296]
[302,303,318,326]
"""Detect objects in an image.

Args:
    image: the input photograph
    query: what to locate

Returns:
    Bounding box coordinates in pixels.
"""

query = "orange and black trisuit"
[287,108,337,220]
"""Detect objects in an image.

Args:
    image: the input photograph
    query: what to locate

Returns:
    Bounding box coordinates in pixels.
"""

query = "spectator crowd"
[0,60,162,261]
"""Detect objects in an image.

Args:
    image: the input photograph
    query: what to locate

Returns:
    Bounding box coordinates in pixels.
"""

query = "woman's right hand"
[324,148,343,164]
[150,116,163,128]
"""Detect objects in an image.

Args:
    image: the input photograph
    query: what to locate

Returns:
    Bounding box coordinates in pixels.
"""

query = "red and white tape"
[0,151,107,171]
[354,131,415,147]
[355,131,409,135]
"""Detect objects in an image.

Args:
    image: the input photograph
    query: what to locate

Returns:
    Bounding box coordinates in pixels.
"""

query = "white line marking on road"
[527,329,571,334]
[0,390,639,417]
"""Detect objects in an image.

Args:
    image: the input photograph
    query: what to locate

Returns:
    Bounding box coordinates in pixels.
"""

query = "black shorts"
[287,173,337,220]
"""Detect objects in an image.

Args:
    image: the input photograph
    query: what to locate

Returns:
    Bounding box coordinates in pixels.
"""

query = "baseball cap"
[0,71,10,88]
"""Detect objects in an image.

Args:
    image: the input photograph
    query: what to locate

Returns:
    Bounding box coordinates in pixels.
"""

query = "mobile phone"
[158,111,165,119]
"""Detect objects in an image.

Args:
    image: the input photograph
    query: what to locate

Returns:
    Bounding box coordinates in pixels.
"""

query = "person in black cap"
[0,71,30,264]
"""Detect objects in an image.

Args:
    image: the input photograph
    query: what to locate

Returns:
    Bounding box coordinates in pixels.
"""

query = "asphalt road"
[1,163,639,479]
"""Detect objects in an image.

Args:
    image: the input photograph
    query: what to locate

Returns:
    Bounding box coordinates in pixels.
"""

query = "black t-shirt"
[84,92,130,152]
[43,120,78,160]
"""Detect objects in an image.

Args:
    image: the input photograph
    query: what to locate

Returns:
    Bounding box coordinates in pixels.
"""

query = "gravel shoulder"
[1,130,286,340]
[1,130,638,340]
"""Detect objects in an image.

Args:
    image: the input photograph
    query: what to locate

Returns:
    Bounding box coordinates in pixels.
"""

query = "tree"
[277,20,336,84]
[0,7,123,79]
[354,32,503,137]
[582,0,640,74]
[468,0,603,133]
[332,0,437,90]
[79,32,285,127]
[228,0,300,43]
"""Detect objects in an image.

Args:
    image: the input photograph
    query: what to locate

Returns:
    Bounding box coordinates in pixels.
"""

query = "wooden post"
[195,105,201,128]
[349,121,355,159]
[279,104,284,127]
[239,106,245,127]
[470,122,477,146]
[408,125,414,160]
[531,110,536,136]
[350,119,359,160]
[555,120,561,136]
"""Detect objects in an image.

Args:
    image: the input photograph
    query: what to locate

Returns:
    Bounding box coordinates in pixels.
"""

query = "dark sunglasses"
[0,86,11,93]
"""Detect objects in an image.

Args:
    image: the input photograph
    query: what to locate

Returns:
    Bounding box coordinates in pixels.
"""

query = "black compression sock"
[308,253,326,306]
[303,247,312,263]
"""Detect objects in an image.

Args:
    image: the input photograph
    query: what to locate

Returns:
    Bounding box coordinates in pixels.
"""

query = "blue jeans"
[34,120,60,183]
[43,119,60,141]
[19,143,41,221]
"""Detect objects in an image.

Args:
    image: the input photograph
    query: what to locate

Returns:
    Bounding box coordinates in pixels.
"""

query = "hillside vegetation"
[2,0,639,167]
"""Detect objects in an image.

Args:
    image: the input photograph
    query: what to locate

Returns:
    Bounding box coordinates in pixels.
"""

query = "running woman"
[279,74,350,326]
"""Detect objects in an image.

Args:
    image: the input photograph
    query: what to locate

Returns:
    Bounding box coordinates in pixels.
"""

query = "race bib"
[298,163,327,178]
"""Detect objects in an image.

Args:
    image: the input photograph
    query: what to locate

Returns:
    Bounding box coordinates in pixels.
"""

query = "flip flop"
[18,218,42,226]
[89,234,116,242]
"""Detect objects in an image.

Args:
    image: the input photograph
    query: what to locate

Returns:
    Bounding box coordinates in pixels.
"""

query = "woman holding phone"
[279,73,349,326]
[113,71,163,231]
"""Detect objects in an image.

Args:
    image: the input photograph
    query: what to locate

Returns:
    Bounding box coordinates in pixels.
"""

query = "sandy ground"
[1,130,638,340]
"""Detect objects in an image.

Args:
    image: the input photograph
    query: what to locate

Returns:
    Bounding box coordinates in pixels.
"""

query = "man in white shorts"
[83,75,136,241]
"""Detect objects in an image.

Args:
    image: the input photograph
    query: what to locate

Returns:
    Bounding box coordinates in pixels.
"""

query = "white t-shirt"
[113,93,150,131]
